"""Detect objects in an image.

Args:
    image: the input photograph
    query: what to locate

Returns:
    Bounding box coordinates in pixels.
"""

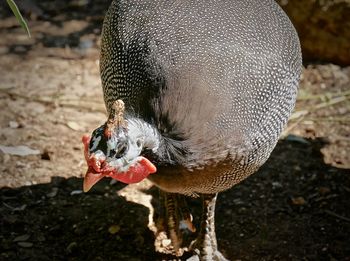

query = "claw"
[180,215,196,233]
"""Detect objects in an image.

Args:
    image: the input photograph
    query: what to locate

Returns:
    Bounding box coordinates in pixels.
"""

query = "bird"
[82,0,302,260]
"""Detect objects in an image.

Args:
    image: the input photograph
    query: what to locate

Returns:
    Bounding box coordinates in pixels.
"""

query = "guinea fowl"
[82,0,302,260]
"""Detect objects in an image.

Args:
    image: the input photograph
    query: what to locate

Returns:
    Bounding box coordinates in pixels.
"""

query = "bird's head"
[82,100,157,192]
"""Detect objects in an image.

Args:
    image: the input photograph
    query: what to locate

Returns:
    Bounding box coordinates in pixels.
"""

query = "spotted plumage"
[99,0,301,195]
[84,0,302,259]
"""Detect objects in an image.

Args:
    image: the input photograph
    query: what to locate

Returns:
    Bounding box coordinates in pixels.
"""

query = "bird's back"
[100,0,302,194]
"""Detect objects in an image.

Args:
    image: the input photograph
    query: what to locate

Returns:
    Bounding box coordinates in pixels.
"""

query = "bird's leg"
[155,191,196,257]
[164,192,182,254]
[188,193,229,261]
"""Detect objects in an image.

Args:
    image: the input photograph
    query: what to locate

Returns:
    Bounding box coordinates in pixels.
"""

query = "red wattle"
[109,157,157,184]
[82,135,91,161]
[81,133,157,189]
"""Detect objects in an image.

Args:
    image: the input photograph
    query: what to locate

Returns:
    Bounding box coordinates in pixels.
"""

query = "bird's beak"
[82,134,107,192]
[83,168,106,192]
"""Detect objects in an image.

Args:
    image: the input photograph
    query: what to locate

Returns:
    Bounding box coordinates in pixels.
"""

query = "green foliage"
[6,0,31,37]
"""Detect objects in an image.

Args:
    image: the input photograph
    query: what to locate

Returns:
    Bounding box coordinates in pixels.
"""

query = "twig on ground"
[323,209,350,223]
[1,89,105,113]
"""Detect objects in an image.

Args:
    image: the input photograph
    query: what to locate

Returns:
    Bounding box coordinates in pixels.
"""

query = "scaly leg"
[165,192,182,253]
[155,191,196,257]
[188,193,229,261]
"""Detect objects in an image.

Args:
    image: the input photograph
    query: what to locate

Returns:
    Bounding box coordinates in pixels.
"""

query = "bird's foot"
[185,251,228,261]
[186,238,229,261]
[185,193,229,261]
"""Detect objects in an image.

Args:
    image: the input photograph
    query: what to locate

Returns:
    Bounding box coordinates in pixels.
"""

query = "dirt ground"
[0,1,349,261]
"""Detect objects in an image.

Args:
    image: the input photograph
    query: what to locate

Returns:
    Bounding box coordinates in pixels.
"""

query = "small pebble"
[66,242,78,254]
[108,225,120,234]
[9,121,19,128]
[41,150,51,160]
[13,46,27,53]
[70,190,83,195]
[13,234,30,242]
[161,239,171,247]
[272,182,283,189]
[319,187,331,195]
[291,196,306,206]
[17,242,33,248]
[47,187,58,198]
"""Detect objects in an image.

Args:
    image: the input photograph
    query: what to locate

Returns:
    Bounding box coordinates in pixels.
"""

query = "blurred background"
[0,1,349,260]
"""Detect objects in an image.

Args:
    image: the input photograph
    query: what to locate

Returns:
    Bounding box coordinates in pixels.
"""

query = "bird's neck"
[126,117,185,165]
[128,117,161,149]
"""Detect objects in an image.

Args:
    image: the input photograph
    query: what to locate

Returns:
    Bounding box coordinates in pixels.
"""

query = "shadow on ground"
[1,137,349,261]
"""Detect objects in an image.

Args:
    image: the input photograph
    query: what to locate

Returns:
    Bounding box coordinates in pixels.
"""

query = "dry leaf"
[108,225,120,234]
[0,145,40,156]
[13,234,30,242]
[291,196,306,206]
[67,121,81,131]
[17,242,33,248]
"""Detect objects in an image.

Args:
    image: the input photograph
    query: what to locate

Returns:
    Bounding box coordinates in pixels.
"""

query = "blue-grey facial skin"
[87,121,152,172]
